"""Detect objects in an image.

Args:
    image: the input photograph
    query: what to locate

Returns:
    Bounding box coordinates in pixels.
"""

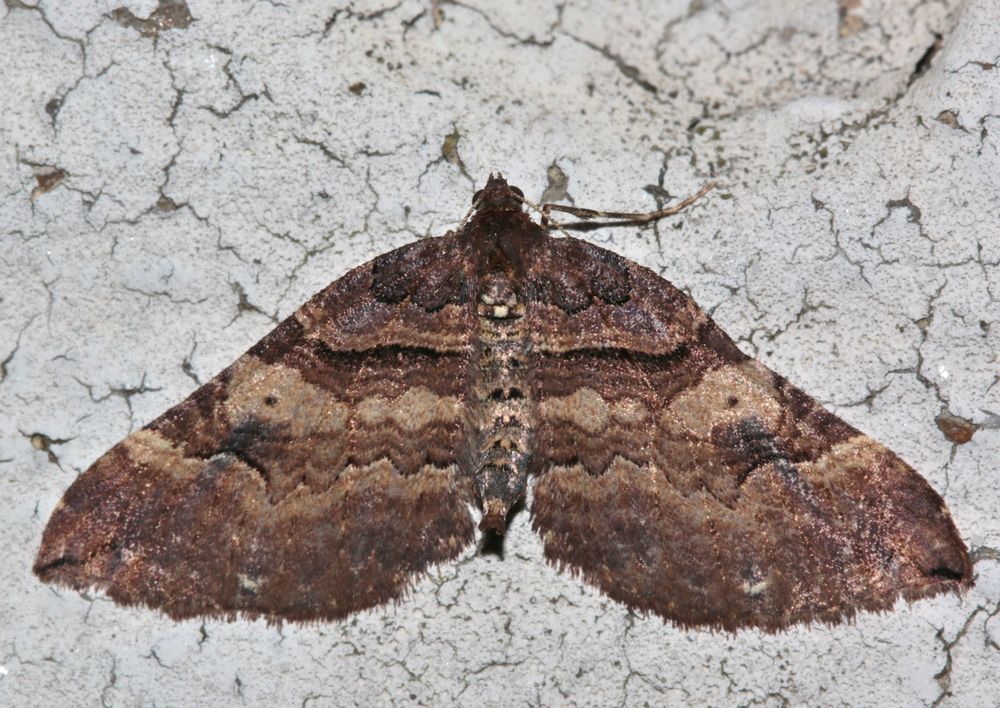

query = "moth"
[35,175,972,631]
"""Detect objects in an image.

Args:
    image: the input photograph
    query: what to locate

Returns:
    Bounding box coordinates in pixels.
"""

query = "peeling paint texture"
[2,0,998,705]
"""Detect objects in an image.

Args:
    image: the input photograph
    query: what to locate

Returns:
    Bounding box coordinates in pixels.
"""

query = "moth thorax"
[478,273,524,320]
[478,272,518,305]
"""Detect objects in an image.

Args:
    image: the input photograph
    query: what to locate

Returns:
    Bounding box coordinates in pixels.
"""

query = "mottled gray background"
[2,0,999,705]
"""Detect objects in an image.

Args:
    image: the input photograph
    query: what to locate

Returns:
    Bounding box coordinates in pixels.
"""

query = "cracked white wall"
[1,0,999,705]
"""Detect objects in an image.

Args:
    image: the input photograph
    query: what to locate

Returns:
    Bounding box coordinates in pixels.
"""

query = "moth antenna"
[519,193,578,239]
[455,202,477,231]
[518,193,540,212]
[540,181,716,231]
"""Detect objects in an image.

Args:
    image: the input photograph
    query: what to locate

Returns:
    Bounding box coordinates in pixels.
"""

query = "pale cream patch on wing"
[539,388,609,434]
[663,361,782,438]
[612,398,650,425]
[804,434,882,485]
[540,389,651,433]
[238,572,262,594]
[224,356,349,437]
[316,459,461,495]
[356,386,462,433]
[123,429,210,482]
[741,578,770,597]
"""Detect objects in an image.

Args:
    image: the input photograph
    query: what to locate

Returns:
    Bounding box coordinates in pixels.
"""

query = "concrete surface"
[2,0,999,705]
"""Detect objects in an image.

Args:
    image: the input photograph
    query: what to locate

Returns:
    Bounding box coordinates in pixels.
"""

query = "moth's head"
[472,173,525,213]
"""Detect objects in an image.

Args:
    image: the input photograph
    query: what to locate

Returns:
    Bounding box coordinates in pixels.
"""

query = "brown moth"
[35,175,972,631]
